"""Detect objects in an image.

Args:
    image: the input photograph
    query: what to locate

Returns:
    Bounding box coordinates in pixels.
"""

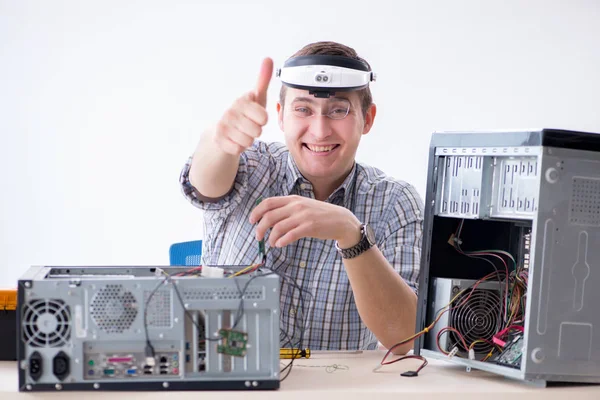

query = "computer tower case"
[415,129,600,385]
[16,266,280,391]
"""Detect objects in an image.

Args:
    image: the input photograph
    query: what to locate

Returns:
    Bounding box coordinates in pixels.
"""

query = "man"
[180,41,423,354]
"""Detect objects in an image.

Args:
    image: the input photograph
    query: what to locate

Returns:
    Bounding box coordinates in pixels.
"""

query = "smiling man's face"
[277,88,376,188]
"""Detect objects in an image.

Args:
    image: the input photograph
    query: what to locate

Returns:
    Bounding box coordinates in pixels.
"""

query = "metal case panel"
[524,147,600,381]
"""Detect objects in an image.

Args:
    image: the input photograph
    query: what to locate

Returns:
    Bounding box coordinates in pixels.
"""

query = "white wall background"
[1,0,599,287]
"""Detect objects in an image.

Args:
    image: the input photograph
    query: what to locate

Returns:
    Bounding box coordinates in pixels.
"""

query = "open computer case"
[415,129,600,385]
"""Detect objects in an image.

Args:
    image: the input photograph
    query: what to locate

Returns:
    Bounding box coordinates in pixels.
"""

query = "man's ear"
[277,102,284,131]
[362,103,377,135]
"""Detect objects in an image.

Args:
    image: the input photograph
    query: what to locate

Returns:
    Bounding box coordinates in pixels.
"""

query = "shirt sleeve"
[179,140,275,215]
[378,184,424,294]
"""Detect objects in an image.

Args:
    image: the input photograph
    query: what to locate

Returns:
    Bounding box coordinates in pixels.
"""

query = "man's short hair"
[279,41,373,117]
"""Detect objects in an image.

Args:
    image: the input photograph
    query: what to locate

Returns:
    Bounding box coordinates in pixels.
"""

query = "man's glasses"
[290,99,351,120]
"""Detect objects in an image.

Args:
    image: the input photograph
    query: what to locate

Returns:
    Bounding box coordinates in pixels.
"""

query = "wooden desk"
[1,350,599,399]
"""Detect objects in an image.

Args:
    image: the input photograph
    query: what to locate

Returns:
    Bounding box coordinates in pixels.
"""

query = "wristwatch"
[335,223,376,259]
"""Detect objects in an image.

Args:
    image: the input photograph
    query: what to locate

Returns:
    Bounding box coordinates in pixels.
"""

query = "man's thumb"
[255,57,273,107]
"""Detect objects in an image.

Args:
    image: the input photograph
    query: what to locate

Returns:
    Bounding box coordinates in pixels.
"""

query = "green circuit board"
[217,329,248,357]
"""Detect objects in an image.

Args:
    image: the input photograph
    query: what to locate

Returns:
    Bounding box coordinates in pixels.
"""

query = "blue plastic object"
[169,240,202,266]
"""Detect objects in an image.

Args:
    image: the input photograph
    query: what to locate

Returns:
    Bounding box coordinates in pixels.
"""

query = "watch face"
[365,224,376,245]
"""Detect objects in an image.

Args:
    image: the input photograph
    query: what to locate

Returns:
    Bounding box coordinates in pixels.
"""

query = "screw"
[252,381,258,387]
[55,384,62,390]
[163,382,169,388]
[245,381,251,387]
[93,383,100,389]
[24,282,31,288]
[26,385,32,391]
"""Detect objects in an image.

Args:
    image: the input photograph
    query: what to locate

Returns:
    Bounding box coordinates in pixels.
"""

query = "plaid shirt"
[180,141,423,350]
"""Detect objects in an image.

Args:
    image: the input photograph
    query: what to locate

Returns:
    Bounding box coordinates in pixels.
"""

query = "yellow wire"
[228,264,257,278]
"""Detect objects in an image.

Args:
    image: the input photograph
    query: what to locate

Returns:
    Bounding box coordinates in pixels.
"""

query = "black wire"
[144,266,310,382]
[271,269,309,381]
[454,220,506,328]
[144,271,222,359]
[234,266,310,381]
[170,275,222,342]
[144,274,169,357]
[230,266,310,381]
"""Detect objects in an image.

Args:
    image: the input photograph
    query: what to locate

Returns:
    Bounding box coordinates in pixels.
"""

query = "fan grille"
[90,284,138,334]
[22,299,71,347]
[449,287,501,354]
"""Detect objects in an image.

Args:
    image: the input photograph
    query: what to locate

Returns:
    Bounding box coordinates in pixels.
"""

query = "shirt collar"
[285,153,358,206]
[284,153,306,196]
[330,162,357,206]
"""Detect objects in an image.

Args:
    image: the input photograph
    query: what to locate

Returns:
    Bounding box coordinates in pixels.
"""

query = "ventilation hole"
[90,284,138,334]
[144,290,172,328]
[570,177,600,226]
[182,287,264,301]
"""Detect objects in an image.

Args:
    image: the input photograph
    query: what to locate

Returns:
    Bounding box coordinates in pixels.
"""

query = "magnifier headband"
[276,55,376,98]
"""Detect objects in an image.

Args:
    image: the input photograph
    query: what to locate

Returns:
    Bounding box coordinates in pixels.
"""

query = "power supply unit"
[415,129,600,385]
[426,278,504,360]
[16,266,280,391]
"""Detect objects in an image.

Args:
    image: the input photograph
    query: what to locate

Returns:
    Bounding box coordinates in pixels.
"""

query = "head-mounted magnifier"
[276,55,376,98]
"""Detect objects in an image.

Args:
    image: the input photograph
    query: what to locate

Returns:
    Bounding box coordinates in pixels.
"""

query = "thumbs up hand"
[214,58,274,156]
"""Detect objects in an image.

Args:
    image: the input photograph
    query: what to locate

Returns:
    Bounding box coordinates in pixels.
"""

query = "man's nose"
[308,115,333,139]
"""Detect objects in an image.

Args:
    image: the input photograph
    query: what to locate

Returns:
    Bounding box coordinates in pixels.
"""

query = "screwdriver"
[255,197,266,262]
[280,348,311,359]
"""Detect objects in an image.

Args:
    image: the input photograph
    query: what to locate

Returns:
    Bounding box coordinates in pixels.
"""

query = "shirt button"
[299,261,306,268]
[300,183,311,191]
[290,308,296,315]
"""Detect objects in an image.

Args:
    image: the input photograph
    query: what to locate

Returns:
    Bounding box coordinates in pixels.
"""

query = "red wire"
[457,249,510,321]
[454,219,512,322]
[382,355,429,375]
[380,271,499,365]
[436,327,468,354]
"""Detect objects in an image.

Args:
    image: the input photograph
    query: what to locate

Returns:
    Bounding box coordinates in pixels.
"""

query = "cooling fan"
[448,287,502,354]
[90,284,139,334]
[22,299,71,347]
